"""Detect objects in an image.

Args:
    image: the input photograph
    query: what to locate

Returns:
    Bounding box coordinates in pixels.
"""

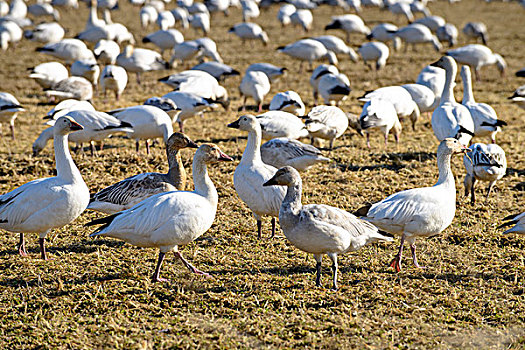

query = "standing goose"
[313,35,358,62]
[499,212,525,235]
[191,62,240,82]
[239,70,271,112]
[36,38,95,64]
[359,138,468,271]
[277,4,295,26]
[228,22,268,46]
[260,138,330,171]
[71,60,100,88]
[246,63,287,83]
[436,23,458,47]
[161,91,216,132]
[277,39,338,71]
[142,29,184,55]
[44,76,93,102]
[367,23,401,49]
[116,45,169,84]
[99,65,128,101]
[87,144,233,282]
[460,65,505,143]
[390,24,442,52]
[317,72,351,106]
[228,115,286,238]
[269,91,305,116]
[93,39,120,65]
[462,22,488,45]
[303,105,348,149]
[88,133,199,214]
[324,14,370,43]
[1,117,89,260]
[358,42,389,71]
[416,64,446,104]
[413,15,445,32]
[263,166,393,289]
[401,83,437,115]
[446,44,506,81]
[310,64,339,104]
[290,9,313,32]
[359,98,401,149]
[0,92,24,139]
[256,111,309,140]
[28,61,69,89]
[430,56,475,146]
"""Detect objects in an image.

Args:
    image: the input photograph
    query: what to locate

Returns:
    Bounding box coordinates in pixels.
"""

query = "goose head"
[259,31,269,46]
[325,50,338,66]
[166,132,199,151]
[439,137,469,155]
[227,114,260,133]
[431,55,457,72]
[195,144,233,164]
[263,166,301,187]
[54,116,83,135]
[493,53,506,77]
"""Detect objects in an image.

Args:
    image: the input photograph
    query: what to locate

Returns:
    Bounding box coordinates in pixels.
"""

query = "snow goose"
[313,35,358,62]
[260,138,329,171]
[109,104,173,153]
[358,42,389,70]
[390,23,441,52]
[228,22,268,46]
[367,23,401,49]
[228,115,286,238]
[263,166,393,289]
[303,105,348,149]
[241,0,259,21]
[191,62,240,81]
[240,71,271,112]
[277,4,295,26]
[324,14,370,43]
[509,85,525,110]
[169,40,202,66]
[171,7,189,29]
[161,91,216,132]
[71,60,100,88]
[460,65,506,142]
[193,37,223,63]
[463,143,506,204]
[359,98,401,149]
[189,12,210,35]
[45,99,95,119]
[310,64,339,104]
[23,22,64,44]
[36,38,95,64]
[409,1,430,17]
[34,110,133,155]
[0,0,7,16]
[401,83,437,114]
[278,39,338,71]
[7,0,26,18]
[116,44,169,84]
[0,92,24,139]
[1,117,89,260]
[256,111,309,140]
[28,3,60,21]
[99,64,128,101]
[246,63,287,83]
[51,0,78,8]
[446,44,506,81]
[45,76,93,102]
[187,2,210,15]
[93,39,120,65]
[28,61,69,89]
[0,20,22,49]
[430,56,475,146]
[156,10,175,30]
[87,144,233,282]
[205,0,230,15]
[142,29,184,55]
[290,9,313,32]
[88,133,199,214]
[413,15,445,32]
[388,1,414,23]
[140,5,158,28]
[436,23,458,47]
[359,138,468,271]
[269,91,305,116]
[462,22,488,45]
[416,64,446,103]
[499,212,525,235]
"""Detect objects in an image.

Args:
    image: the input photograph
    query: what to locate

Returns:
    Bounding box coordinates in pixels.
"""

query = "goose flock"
[0,0,523,293]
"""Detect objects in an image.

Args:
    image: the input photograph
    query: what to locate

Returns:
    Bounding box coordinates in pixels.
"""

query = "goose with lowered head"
[359,97,401,149]
[260,138,330,172]
[303,105,348,149]
[0,92,24,139]
[446,44,506,81]
[277,39,338,71]
[269,91,305,116]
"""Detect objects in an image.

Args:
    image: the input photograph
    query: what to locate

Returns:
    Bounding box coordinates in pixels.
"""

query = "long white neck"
[280,178,303,230]
[192,158,218,207]
[441,63,457,104]
[240,126,263,165]
[461,67,475,104]
[54,133,83,182]
[89,5,99,24]
[435,149,455,189]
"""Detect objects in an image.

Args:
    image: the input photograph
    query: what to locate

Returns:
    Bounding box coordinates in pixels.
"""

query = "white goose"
[241,0,259,21]
[23,22,64,44]
[310,64,338,104]
[263,166,393,289]
[228,22,268,46]
[256,111,309,140]
[401,83,437,114]
[36,38,95,64]
[99,64,128,101]
[246,63,287,83]
[269,91,305,116]
[499,212,525,235]
[156,10,175,30]
[317,72,351,105]
[462,22,488,45]
[189,12,210,35]
[446,44,506,81]
[304,105,348,149]
[71,60,100,88]
[277,4,295,26]
[313,35,358,62]
[140,5,158,28]
[460,65,505,143]
[191,62,240,81]
[1,117,89,260]
[367,23,401,49]
[27,3,60,21]
[260,138,330,171]
[430,56,475,146]
[359,97,401,149]
[436,23,458,47]
[142,29,184,55]
[360,138,468,271]
[0,92,24,139]
[416,64,446,103]
[87,144,233,282]
[509,85,525,110]
[0,19,22,50]
[116,45,168,84]
[391,24,442,52]
[88,133,199,214]
[45,99,95,119]
[28,62,69,89]
[358,42,389,70]
[171,7,189,29]
[93,39,120,65]
[413,15,445,32]
[240,70,271,112]
[277,39,338,71]
[45,76,93,102]
[193,37,223,63]
[290,9,313,32]
[161,91,216,132]
[463,143,506,204]
[228,115,286,238]
[324,14,370,43]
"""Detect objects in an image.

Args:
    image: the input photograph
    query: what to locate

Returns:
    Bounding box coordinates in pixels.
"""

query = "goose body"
[140,5,158,28]
[240,71,270,112]
[290,9,313,32]
[391,23,441,51]
[263,166,393,289]
[241,0,259,21]
[36,38,95,64]
[416,64,446,102]
[509,85,525,110]
[310,64,339,104]
[256,111,309,140]
[93,39,120,65]
[23,22,64,44]
[436,23,458,47]
[45,76,93,102]
[161,91,215,132]
[156,10,175,30]
[446,44,506,80]
[359,97,400,149]
[28,61,69,89]
[500,212,525,235]
[170,41,202,66]
[317,72,350,105]
[413,15,445,32]
[71,60,100,87]
[358,41,389,70]
[367,23,400,46]
[28,3,60,20]
[45,99,95,119]
[228,22,268,45]
[0,20,22,49]
[142,29,184,54]
[100,65,128,100]
[277,4,295,26]
[189,12,210,35]
[304,105,348,149]
[171,7,189,29]
[246,63,287,83]
[462,22,488,45]
[191,62,240,81]
[260,138,329,171]
[313,35,358,62]
[116,45,168,84]
[0,92,24,139]
[324,14,370,42]
[277,39,338,70]
[1,117,89,260]
[269,91,305,116]
[401,83,437,113]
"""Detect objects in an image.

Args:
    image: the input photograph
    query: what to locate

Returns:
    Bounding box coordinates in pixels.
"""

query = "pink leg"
[152,252,169,282]
[175,251,209,276]
[39,238,51,261]
[410,243,424,269]
[18,233,27,257]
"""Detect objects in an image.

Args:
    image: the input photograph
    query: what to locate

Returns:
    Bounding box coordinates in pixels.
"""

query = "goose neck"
[282,180,303,216]
[441,64,457,104]
[435,150,455,188]
[240,127,262,165]
[192,158,218,206]
[54,133,83,182]
[461,68,475,104]
[167,148,186,189]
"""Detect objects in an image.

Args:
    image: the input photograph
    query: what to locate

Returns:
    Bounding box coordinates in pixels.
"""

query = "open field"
[0,0,525,348]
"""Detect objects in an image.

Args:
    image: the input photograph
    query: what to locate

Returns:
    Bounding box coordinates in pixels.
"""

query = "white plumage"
[317,72,350,105]
[36,38,95,64]
[140,5,158,28]
[509,85,525,110]
[116,45,168,84]
[228,22,268,46]
[0,92,24,139]
[269,91,305,116]
[390,23,442,52]
[359,98,400,149]
[28,61,69,89]
[45,76,94,102]
[304,105,348,149]
[277,39,338,71]
[240,71,271,112]
[246,63,287,83]
[462,22,488,45]
[324,14,370,42]
[358,41,389,70]
[23,22,64,44]
[446,44,506,81]
[100,65,128,101]
[310,64,339,104]
[142,29,184,54]
[241,0,259,21]
[313,35,358,62]
[436,23,458,47]
[260,138,330,171]
[256,111,309,140]
[93,39,120,65]
[413,15,445,32]
[0,20,22,50]
[189,12,210,35]
[290,9,313,32]
[416,64,446,103]
[191,62,240,81]
[156,10,175,30]
[71,60,100,87]
[161,91,215,132]
[367,23,401,49]
[401,83,437,114]
[277,4,295,26]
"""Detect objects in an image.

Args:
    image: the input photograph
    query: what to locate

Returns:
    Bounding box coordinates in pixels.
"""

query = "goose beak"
[218,151,233,162]
[70,121,83,131]
[263,178,278,187]
[188,140,199,148]
[227,119,240,129]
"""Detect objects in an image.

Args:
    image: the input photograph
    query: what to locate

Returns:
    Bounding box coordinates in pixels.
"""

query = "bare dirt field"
[0,0,524,348]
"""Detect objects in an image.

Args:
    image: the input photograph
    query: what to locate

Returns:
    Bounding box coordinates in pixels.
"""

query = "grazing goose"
[191,62,240,81]
[269,91,305,116]
[246,63,287,83]
[27,3,60,21]
[93,39,120,65]
[23,22,64,44]
[257,111,309,140]
[156,10,175,30]
[88,133,199,214]
[33,110,133,155]
[359,98,401,149]
[168,40,201,67]
[240,71,271,112]
[446,45,506,81]
[499,212,525,235]
[313,35,358,62]
[28,62,69,89]
[116,45,169,84]
[416,64,446,103]
[241,0,259,22]
[324,14,370,43]
[388,1,414,23]
[0,19,22,50]
[228,22,268,46]
[171,7,189,29]
[264,166,393,289]
[162,91,215,132]
[401,83,437,114]
[463,143,506,204]
[99,65,128,101]
[430,56,475,146]
[290,9,313,32]
[509,85,525,110]
[310,64,338,104]
[140,5,158,28]
[277,39,338,71]
[277,4,295,26]
[45,76,93,102]
[193,37,223,63]
[462,22,488,45]
[1,117,89,260]
[413,15,445,32]
[142,29,184,55]
[36,38,95,64]
[390,24,441,52]
[460,65,505,143]
[317,72,350,105]
[436,23,458,47]
[0,92,24,139]
[359,138,468,271]
[71,60,100,88]
[87,144,233,282]
[109,105,173,153]
[228,115,286,238]
[304,105,348,149]
[260,138,330,171]
[189,12,210,35]
[358,42,389,70]
[367,23,401,49]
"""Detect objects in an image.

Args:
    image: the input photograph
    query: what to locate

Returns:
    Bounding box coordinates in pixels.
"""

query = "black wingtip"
[353,204,372,217]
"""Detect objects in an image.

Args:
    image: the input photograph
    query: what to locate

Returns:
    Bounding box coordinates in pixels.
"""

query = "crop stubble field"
[0,0,524,348]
